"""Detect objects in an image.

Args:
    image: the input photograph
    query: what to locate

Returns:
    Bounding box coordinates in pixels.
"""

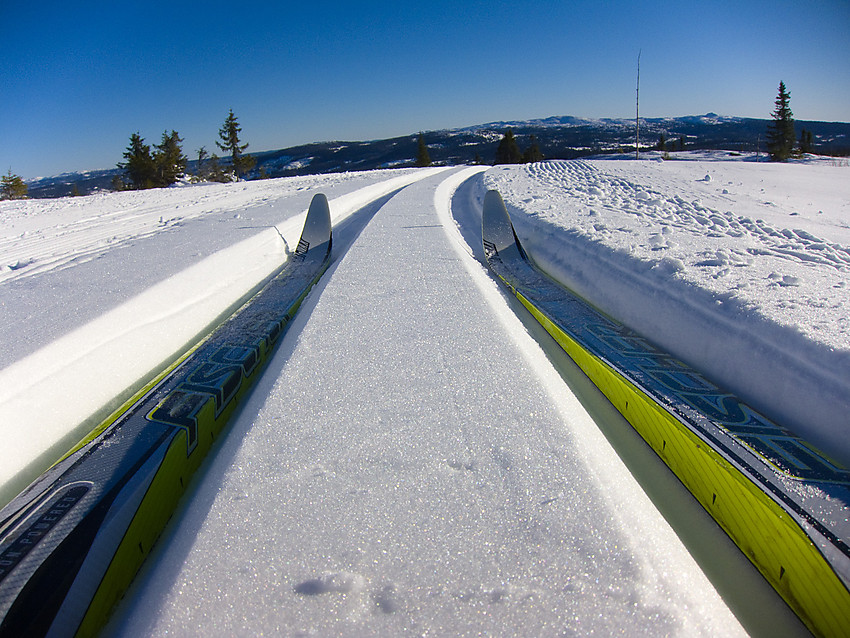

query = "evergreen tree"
[111,174,127,191]
[415,133,432,167]
[192,146,209,182]
[118,133,156,189]
[217,109,255,179]
[656,132,667,152]
[207,153,231,183]
[767,81,795,161]
[678,135,685,151]
[495,129,522,164]
[1,169,28,200]
[522,134,544,163]
[153,130,187,186]
[799,128,814,155]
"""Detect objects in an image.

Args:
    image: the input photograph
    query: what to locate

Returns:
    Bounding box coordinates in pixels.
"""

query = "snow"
[1,154,842,634]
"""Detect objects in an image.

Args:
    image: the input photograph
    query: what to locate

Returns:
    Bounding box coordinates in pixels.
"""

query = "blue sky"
[2,0,848,178]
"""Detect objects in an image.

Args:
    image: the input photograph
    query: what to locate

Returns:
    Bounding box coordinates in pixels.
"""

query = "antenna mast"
[636,49,641,160]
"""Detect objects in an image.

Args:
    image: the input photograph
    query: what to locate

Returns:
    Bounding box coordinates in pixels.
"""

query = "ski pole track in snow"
[523,160,850,274]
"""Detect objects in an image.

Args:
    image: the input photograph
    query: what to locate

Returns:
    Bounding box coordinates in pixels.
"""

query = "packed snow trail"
[107,169,751,636]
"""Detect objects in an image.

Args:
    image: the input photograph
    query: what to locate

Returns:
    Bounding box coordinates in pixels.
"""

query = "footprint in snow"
[294,571,365,596]
[768,273,802,287]
[372,584,403,614]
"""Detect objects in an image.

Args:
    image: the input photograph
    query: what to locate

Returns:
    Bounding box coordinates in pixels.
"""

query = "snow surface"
[1,155,841,634]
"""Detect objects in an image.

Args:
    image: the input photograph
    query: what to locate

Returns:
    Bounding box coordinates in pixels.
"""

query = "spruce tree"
[799,128,814,155]
[153,130,187,187]
[415,133,432,167]
[767,81,795,161]
[207,154,231,183]
[217,109,255,179]
[118,133,156,189]
[111,175,127,191]
[522,134,544,163]
[495,129,522,164]
[1,169,28,200]
[192,146,209,182]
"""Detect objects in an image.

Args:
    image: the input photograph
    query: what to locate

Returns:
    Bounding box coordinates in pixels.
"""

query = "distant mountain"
[25,114,850,198]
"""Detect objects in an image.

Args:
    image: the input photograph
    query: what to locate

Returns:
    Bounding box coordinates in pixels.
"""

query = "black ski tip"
[482,189,526,262]
[298,193,332,258]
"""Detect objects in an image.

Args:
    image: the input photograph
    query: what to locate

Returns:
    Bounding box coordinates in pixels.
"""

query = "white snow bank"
[484,156,850,467]
[0,168,444,507]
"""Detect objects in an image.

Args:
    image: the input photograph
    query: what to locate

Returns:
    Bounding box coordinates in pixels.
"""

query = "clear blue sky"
[2,0,848,178]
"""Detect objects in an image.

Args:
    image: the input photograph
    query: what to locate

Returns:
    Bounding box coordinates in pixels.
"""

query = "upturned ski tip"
[481,189,526,263]
[297,193,332,259]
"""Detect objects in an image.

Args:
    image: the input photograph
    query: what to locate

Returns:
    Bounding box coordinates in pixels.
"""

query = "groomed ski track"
[103,168,806,637]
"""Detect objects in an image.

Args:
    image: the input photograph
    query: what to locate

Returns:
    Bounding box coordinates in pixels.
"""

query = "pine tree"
[799,128,814,155]
[207,153,231,183]
[192,146,209,182]
[656,132,667,152]
[217,109,255,179]
[1,169,28,200]
[522,134,544,163]
[495,129,522,164]
[111,175,127,191]
[415,133,432,167]
[118,133,156,189]
[153,130,187,187]
[767,81,795,162]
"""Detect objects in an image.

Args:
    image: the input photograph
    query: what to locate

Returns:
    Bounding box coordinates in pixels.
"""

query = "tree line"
[1,83,825,201]
[411,129,545,168]
[493,129,543,164]
[114,109,255,191]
